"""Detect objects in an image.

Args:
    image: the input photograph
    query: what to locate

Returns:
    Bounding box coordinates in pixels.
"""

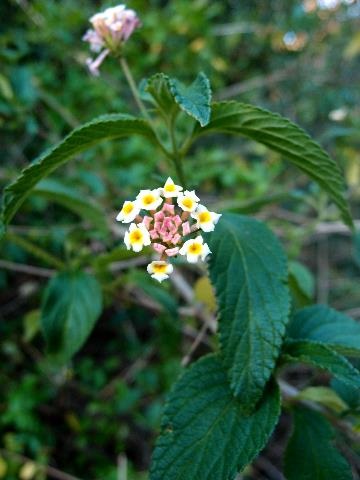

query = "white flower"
[177,190,200,212]
[161,177,183,198]
[191,205,222,232]
[147,261,174,282]
[116,200,140,223]
[136,189,163,211]
[179,235,211,263]
[124,223,151,252]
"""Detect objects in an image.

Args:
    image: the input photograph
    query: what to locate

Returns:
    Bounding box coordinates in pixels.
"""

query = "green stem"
[6,232,65,270]
[119,57,150,120]
[119,57,174,161]
[169,116,187,188]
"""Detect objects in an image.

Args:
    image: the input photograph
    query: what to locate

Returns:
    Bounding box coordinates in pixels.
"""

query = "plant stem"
[119,57,149,120]
[169,116,187,188]
[6,232,65,270]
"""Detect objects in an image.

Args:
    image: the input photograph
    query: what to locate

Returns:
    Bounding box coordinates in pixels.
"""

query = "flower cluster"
[116,178,221,282]
[83,5,140,76]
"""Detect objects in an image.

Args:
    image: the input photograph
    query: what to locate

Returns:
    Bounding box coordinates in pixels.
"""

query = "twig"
[109,256,151,272]
[181,321,210,367]
[117,454,128,480]
[0,448,82,480]
[0,260,54,277]
[316,236,329,304]
[255,456,284,480]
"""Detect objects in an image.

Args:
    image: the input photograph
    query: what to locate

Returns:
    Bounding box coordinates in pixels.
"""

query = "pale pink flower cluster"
[116,178,222,282]
[83,5,140,76]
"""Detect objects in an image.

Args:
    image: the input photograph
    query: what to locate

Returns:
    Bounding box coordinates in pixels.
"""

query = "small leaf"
[208,214,290,407]
[33,178,107,230]
[41,271,102,362]
[297,386,348,413]
[146,72,212,126]
[150,355,281,480]
[287,305,360,357]
[170,72,212,127]
[145,73,179,118]
[1,114,156,230]
[284,407,352,480]
[283,340,360,387]
[193,102,352,226]
[288,260,314,306]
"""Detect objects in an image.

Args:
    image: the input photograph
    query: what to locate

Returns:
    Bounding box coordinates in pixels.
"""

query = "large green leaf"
[287,305,360,357]
[41,271,102,362]
[150,355,280,480]
[208,213,290,407]
[193,102,352,226]
[284,407,352,480]
[283,340,360,387]
[146,72,211,126]
[1,114,156,229]
[32,178,107,230]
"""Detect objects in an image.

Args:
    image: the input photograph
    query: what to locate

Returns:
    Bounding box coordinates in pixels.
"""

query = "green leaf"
[208,213,290,407]
[284,407,352,480]
[145,73,179,118]
[1,114,156,229]
[32,178,107,230]
[146,72,212,126]
[288,260,314,307]
[41,271,102,362]
[331,378,360,410]
[150,355,280,480]
[170,73,211,127]
[282,340,360,387]
[194,102,352,226]
[287,305,360,357]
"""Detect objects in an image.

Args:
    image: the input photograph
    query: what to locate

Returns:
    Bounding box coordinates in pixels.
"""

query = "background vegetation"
[1,0,360,478]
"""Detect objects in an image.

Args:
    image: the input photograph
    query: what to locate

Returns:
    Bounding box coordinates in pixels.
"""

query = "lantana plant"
[1,4,359,480]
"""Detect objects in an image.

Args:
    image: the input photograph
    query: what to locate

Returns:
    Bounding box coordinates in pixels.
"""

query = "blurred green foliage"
[1,0,360,478]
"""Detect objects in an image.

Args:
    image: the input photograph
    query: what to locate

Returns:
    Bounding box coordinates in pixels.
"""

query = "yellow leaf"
[344,31,360,59]
[194,276,216,313]
[19,461,37,480]
[297,386,348,413]
[0,457,8,478]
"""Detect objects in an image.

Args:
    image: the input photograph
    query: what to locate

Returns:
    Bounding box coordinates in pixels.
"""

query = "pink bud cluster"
[83,5,140,76]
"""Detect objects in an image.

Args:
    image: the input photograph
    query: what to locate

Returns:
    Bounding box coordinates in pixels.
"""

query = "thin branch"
[0,449,82,480]
[0,260,54,277]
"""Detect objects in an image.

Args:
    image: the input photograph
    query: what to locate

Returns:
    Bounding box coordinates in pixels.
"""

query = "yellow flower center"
[189,243,202,255]
[153,263,168,273]
[182,198,193,209]
[143,194,155,205]
[165,184,176,192]
[123,203,134,214]
[198,211,211,223]
[129,229,143,243]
